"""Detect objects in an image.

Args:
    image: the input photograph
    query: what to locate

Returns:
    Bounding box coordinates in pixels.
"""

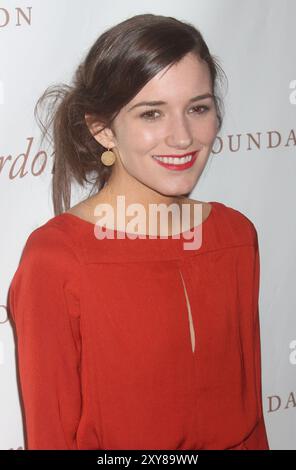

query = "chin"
[155,185,195,198]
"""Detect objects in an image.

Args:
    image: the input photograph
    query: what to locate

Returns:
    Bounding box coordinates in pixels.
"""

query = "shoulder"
[9,214,82,321]
[210,200,259,247]
[16,214,84,277]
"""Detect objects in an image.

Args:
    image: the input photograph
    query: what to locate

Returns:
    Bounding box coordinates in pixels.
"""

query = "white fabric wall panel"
[1,0,295,449]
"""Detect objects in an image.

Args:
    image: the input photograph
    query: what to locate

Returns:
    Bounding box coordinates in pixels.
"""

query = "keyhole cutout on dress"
[179,269,196,353]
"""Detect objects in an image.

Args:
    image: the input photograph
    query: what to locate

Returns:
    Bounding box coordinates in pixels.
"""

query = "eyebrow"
[127,93,214,112]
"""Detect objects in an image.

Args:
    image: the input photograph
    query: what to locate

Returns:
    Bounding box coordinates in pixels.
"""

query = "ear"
[84,113,115,148]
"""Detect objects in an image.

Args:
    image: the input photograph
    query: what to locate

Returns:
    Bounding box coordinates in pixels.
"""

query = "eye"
[140,105,210,121]
[190,105,210,114]
[140,109,161,120]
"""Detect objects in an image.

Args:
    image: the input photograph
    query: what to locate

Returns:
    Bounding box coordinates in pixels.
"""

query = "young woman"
[8,13,269,450]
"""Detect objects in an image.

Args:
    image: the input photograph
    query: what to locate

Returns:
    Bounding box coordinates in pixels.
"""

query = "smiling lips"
[152,151,198,171]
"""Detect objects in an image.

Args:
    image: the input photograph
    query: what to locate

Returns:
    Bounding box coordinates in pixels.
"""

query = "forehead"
[133,53,211,102]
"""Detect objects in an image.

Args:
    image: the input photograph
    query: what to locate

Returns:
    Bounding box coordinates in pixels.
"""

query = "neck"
[87,173,195,235]
[101,158,188,207]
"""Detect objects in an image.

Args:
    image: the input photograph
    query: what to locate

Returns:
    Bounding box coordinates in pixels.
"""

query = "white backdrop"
[1,0,295,450]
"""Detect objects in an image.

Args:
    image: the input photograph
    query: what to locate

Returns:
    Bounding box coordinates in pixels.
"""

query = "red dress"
[8,201,269,450]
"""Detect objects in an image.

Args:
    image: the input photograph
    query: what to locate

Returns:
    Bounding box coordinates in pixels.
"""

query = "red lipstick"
[152,150,199,171]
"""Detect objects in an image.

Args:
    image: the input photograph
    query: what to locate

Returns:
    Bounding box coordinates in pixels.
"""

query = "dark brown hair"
[34,13,227,215]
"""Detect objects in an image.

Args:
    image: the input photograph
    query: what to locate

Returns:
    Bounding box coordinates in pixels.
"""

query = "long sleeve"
[249,227,269,449]
[8,225,82,450]
[228,223,270,451]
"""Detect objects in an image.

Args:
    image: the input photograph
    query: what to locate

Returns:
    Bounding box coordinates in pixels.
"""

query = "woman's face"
[106,52,219,198]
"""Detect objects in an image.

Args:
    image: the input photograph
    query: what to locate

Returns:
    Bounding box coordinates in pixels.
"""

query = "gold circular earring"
[101,147,116,166]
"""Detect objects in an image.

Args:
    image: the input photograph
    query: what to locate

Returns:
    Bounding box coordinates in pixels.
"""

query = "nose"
[166,115,193,149]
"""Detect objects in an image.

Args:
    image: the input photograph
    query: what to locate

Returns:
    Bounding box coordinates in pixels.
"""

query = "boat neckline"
[60,201,217,239]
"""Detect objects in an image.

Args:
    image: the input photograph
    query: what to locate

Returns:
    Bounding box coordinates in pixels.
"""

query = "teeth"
[153,154,194,164]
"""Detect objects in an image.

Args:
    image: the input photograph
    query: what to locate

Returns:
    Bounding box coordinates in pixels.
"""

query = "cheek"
[134,125,162,148]
[194,116,218,143]
[121,122,161,152]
